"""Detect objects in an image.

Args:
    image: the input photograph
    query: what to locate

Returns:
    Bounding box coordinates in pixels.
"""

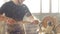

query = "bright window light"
[23,0,40,13]
[42,0,49,13]
[59,0,60,13]
[0,0,5,7]
[51,0,59,13]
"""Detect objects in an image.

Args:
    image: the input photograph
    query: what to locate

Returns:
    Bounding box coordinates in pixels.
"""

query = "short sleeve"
[0,3,8,14]
[24,5,32,17]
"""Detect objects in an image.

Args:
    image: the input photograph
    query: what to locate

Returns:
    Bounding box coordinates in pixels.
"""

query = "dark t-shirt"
[0,1,31,21]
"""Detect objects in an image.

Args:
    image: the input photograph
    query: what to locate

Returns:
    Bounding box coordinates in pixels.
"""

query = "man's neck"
[12,0,22,6]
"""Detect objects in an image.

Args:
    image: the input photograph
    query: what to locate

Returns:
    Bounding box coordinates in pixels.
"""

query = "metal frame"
[40,0,59,14]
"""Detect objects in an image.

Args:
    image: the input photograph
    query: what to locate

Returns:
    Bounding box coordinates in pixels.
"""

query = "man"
[0,0,34,21]
[0,0,39,34]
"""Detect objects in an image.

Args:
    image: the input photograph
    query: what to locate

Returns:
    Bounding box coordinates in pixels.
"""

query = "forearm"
[27,15,34,21]
[23,15,34,22]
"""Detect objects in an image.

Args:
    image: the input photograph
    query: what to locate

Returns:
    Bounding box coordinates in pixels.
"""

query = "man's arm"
[25,13,39,24]
[23,5,34,22]
[23,5,39,24]
[0,2,8,15]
